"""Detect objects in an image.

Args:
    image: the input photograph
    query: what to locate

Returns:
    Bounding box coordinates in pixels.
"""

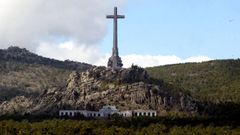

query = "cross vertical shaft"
[114,7,118,57]
[106,7,125,69]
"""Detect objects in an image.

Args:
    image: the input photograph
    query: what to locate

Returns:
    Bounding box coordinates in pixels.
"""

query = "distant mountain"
[0,46,92,70]
[0,46,92,101]
[146,59,240,103]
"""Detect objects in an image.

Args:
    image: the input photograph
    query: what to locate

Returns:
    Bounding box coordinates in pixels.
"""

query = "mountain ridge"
[0,46,92,70]
[0,46,239,117]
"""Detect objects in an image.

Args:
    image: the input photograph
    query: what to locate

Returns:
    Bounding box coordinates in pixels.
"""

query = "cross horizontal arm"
[117,15,125,19]
[106,15,114,18]
[106,15,125,19]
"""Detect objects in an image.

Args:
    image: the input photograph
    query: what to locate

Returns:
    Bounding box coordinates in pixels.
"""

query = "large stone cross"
[106,7,125,69]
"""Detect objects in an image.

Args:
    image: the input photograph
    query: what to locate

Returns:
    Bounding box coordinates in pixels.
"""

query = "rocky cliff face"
[0,66,198,116]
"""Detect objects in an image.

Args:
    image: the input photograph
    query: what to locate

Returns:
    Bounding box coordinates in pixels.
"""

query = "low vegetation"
[0,61,71,101]
[0,117,239,135]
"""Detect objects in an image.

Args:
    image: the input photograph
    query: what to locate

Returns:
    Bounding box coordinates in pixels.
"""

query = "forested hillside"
[146,59,240,103]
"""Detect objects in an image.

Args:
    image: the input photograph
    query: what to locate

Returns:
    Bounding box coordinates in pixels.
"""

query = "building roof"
[101,106,117,110]
[133,109,156,112]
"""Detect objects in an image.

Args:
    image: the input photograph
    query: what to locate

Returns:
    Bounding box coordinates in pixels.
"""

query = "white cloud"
[59,42,74,50]
[0,0,125,51]
[93,54,211,68]
[183,56,211,63]
[36,41,103,64]
[121,55,211,68]
[35,41,211,67]
[35,40,211,67]
[0,0,211,68]
[37,43,211,67]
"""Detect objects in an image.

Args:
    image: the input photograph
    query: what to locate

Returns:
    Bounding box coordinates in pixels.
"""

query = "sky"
[0,0,239,68]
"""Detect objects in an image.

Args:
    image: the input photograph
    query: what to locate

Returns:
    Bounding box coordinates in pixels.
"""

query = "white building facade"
[59,106,157,118]
[119,110,157,117]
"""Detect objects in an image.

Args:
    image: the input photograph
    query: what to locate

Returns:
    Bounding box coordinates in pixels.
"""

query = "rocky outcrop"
[0,66,199,116]
[0,96,33,115]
